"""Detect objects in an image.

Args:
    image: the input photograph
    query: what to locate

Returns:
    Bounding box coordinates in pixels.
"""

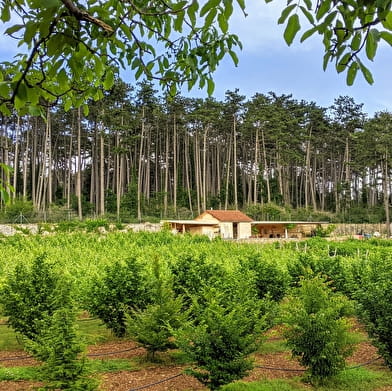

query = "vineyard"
[1,231,392,391]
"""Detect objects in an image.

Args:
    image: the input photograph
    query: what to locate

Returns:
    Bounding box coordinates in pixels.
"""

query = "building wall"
[195,213,220,223]
[219,222,233,239]
[238,222,252,239]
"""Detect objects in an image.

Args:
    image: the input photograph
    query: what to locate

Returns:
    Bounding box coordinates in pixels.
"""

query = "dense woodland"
[1,79,392,224]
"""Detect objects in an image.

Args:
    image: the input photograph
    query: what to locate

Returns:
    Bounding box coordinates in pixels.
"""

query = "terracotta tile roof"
[201,210,253,222]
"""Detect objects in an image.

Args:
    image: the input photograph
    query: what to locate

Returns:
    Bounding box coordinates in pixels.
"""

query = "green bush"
[282,276,355,384]
[174,285,269,390]
[287,252,349,294]
[240,254,289,302]
[170,252,226,307]
[56,220,84,232]
[0,254,68,340]
[87,256,149,337]
[83,218,109,232]
[354,257,392,368]
[27,305,98,390]
[4,199,34,221]
[127,259,186,360]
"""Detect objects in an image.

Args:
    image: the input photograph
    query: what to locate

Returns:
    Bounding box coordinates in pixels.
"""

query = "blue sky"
[1,1,391,116]
[179,1,392,117]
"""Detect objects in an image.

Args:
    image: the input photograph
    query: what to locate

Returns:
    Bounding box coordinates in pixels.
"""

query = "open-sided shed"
[164,210,253,239]
[251,221,328,239]
[163,211,328,240]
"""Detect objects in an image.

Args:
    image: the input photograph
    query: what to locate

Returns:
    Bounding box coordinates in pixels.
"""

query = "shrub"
[287,252,349,294]
[174,285,268,390]
[354,257,392,368]
[4,199,34,221]
[170,252,225,307]
[127,259,186,360]
[240,255,289,302]
[83,218,109,232]
[282,276,355,384]
[87,256,149,337]
[27,305,98,390]
[0,254,68,340]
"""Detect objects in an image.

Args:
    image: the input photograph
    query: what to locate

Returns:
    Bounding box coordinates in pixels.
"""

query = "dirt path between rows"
[0,335,384,391]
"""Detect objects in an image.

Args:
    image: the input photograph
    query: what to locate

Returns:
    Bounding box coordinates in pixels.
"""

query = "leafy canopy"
[0,0,244,116]
[269,0,392,85]
[1,0,390,117]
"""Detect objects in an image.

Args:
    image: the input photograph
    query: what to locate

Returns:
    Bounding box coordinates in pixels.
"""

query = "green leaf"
[357,60,374,84]
[135,64,144,80]
[278,4,297,25]
[346,62,358,85]
[14,95,25,110]
[174,11,185,32]
[218,13,228,33]
[350,32,362,50]
[383,11,392,29]
[64,99,72,112]
[28,105,43,117]
[300,6,314,24]
[103,70,114,90]
[365,29,379,61]
[205,8,217,27]
[0,103,11,116]
[16,82,27,101]
[236,0,246,11]
[284,14,301,46]
[229,50,239,66]
[301,26,318,42]
[187,1,199,26]
[316,0,332,21]
[0,82,9,98]
[320,11,338,29]
[5,24,24,35]
[83,104,89,117]
[336,52,350,73]
[1,6,10,22]
[207,78,215,96]
[223,0,234,19]
[26,86,39,105]
[24,22,37,44]
[380,31,392,45]
[200,0,220,17]
[323,52,331,71]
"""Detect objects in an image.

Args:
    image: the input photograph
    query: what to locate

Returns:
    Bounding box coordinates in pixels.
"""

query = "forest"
[1,79,391,224]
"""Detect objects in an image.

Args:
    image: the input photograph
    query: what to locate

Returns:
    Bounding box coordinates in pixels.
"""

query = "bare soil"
[0,335,384,391]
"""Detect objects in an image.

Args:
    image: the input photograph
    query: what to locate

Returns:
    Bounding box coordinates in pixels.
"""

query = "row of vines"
[0,232,392,390]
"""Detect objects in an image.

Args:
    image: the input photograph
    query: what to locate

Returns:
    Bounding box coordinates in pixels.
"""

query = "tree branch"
[61,0,114,33]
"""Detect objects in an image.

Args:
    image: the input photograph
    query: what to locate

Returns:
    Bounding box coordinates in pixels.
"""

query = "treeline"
[1,79,391,224]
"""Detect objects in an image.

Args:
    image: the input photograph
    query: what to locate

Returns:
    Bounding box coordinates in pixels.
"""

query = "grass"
[0,323,22,350]
[77,318,114,345]
[0,359,136,381]
[222,379,305,390]
[258,338,289,354]
[316,367,392,391]
[0,317,113,351]
[220,367,392,391]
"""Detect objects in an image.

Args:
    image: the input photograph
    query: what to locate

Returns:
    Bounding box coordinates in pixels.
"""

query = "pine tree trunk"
[137,109,145,221]
[12,116,20,200]
[253,126,259,205]
[173,115,177,215]
[77,107,83,219]
[233,115,238,210]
